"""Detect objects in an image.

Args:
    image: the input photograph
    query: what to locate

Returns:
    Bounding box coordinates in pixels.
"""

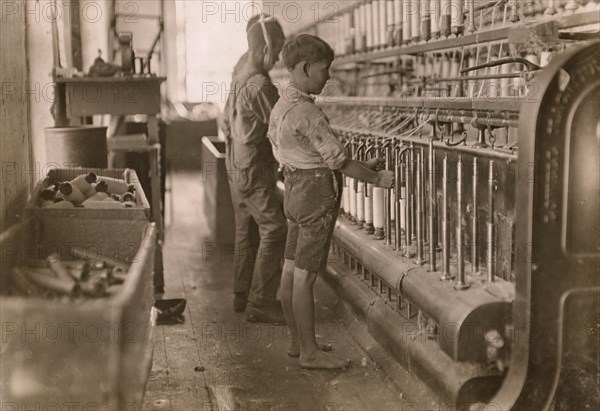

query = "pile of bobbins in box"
[0,167,156,409]
[28,168,151,214]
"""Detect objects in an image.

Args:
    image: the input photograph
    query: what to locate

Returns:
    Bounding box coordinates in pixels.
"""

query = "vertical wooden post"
[63,0,83,71]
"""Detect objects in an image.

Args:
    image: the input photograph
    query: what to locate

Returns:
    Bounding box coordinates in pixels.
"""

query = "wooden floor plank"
[172,249,244,390]
[142,327,172,411]
[159,244,213,411]
[143,172,414,411]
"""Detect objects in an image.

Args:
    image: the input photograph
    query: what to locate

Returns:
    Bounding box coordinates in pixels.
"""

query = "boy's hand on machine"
[365,157,386,171]
[376,170,394,189]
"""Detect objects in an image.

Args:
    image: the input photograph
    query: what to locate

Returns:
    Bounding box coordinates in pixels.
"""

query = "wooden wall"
[1,0,33,232]
[26,0,55,170]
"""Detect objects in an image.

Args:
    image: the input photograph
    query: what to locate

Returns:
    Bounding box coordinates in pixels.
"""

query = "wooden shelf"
[317,96,523,113]
[56,76,166,83]
[108,135,160,152]
[61,77,165,117]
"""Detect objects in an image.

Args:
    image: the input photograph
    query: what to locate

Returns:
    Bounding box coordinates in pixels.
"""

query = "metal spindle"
[455,156,470,289]
[366,0,374,50]
[466,0,476,33]
[487,160,495,282]
[403,0,412,44]
[428,139,437,272]
[385,141,393,245]
[421,0,431,41]
[353,7,361,53]
[420,146,427,244]
[386,0,396,47]
[441,154,452,280]
[380,0,388,48]
[440,0,451,36]
[412,0,422,42]
[545,0,558,14]
[415,151,425,265]
[373,0,382,49]
[431,0,441,38]
[373,138,386,240]
[395,146,404,251]
[451,0,464,36]
[394,0,404,45]
[360,2,368,51]
[509,0,520,22]
[472,157,480,275]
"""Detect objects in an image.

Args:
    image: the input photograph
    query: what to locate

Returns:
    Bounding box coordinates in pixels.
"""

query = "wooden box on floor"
[166,119,218,171]
[0,217,156,409]
[201,136,235,246]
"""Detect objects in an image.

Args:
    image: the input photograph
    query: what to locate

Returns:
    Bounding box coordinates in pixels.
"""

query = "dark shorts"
[283,167,343,272]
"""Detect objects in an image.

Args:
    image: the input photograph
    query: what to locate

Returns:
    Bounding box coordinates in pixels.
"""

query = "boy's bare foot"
[287,342,333,358]
[298,350,351,370]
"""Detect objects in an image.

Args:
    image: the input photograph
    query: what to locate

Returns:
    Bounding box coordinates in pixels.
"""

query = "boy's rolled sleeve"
[306,114,348,170]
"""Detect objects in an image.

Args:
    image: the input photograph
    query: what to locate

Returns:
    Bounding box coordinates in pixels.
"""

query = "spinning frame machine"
[273,1,600,409]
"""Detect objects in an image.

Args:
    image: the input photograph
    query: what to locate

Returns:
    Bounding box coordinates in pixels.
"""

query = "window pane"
[180,0,254,106]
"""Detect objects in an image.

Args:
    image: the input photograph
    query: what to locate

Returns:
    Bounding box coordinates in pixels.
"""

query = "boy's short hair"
[281,34,334,71]
[246,14,284,51]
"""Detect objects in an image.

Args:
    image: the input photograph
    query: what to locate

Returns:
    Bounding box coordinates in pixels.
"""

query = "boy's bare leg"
[280,260,299,352]
[293,267,349,369]
[283,261,333,357]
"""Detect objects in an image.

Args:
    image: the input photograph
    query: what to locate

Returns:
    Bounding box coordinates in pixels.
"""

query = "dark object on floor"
[154,299,187,325]
[233,292,248,313]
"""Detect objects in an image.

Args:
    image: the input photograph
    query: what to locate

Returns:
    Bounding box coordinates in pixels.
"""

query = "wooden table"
[57,76,166,291]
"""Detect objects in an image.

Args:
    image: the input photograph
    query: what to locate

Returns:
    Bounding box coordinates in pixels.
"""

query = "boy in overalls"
[268,35,394,369]
[221,15,287,324]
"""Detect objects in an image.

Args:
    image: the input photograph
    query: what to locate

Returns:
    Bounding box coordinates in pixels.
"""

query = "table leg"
[149,146,165,293]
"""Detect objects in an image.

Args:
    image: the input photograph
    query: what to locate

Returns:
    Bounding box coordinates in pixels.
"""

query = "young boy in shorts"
[267,34,394,369]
